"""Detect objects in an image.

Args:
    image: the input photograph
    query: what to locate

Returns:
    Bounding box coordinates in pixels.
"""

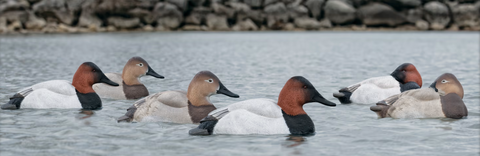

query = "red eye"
[92,69,96,72]
[303,86,307,89]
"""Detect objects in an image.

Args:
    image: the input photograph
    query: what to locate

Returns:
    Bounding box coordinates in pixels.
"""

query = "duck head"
[122,57,164,85]
[72,62,119,94]
[391,63,422,87]
[278,76,336,116]
[429,73,464,98]
[187,71,239,106]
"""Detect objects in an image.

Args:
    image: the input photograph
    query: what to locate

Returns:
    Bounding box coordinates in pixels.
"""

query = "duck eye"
[303,86,307,89]
[205,79,214,83]
[92,69,96,72]
[137,63,143,67]
[441,79,448,83]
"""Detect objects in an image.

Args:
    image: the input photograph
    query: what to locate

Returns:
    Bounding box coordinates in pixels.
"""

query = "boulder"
[451,4,479,27]
[185,6,211,25]
[358,2,407,26]
[0,0,30,13]
[324,0,357,25]
[206,14,229,30]
[166,0,187,11]
[304,0,325,19]
[244,0,263,8]
[319,18,332,28]
[375,0,422,10]
[25,11,46,30]
[78,0,102,28]
[232,18,258,31]
[107,16,140,29]
[294,17,321,29]
[211,2,235,19]
[288,4,309,20]
[415,19,428,30]
[283,22,295,30]
[189,0,206,7]
[264,2,289,28]
[263,0,279,7]
[151,2,183,28]
[423,1,450,30]
[136,0,159,10]
[0,17,6,32]
[7,20,21,31]
[1,10,28,23]
[237,10,264,26]
[95,0,135,16]
[32,0,83,25]
[402,7,423,23]
[226,2,251,13]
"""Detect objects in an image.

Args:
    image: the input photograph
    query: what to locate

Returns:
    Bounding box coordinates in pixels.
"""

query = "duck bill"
[429,81,438,92]
[216,82,239,98]
[312,93,336,107]
[146,66,165,79]
[99,74,119,86]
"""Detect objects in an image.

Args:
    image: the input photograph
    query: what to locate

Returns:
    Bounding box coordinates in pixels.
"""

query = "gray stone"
[244,0,263,8]
[358,2,406,26]
[0,17,6,33]
[166,0,187,11]
[107,16,140,29]
[1,10,28,23]
[294,17,321,29]
[25,11,46,30]
[78,0,102,28]
[189,0,206,7]
[376,0,422,10]
[211,2,235,18]
[232,18,258,31]
[226,2,250,13]
[319,18,332,28]
[324,0,357,25]
[415,19,428,30]
[136,0,159,10]
[151,2,183,26]
[95,0,135,16]
[32,0,83,25]
[402,7,423,23]
[451,4,479,27]
[283,22,295,30]
[206,14,229,30]
[264,0,279,7]
[424,1,450,30]
[304,0,325,19]
[0,0,30,13]
[288,4,309,19]
[264,2,289,28]
[184,6,211,25]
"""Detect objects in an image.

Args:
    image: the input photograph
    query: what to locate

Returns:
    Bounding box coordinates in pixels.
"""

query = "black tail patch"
[117,105,137,123]
[1,93,24,110]
[189,115,218,135]
[370,102,390,118]
[333,89,353,104]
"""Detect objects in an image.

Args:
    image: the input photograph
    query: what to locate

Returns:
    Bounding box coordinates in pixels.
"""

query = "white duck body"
[131,90,193,123]
[93,73,126,99]
[19,80,82,108]
[385,88,444,119]
[211,98,290,134]
[349,75,400,104]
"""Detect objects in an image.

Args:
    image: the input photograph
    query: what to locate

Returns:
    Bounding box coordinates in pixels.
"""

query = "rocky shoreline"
[0,0,479,34]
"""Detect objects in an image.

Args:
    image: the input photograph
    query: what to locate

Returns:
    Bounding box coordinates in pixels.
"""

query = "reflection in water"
[285,136,306,148]
[77,110,94,126]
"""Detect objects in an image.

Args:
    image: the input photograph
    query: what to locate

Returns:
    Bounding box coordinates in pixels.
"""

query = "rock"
[226,2,251,13]
[136,0,159,10]
[181,24,208,31]
[78,0,102,29]
[294,17,321,29]
[232,18,258,31]
[206,14,229,30]
[189,0,206,7]
[264,0,279,7]
[376,0,421,10]
[423,1,450,30]
[288,4,309,19]
[106,25,116,31]
[107,17,140,29]
[211,3,235,19]
[340,0,367,8]
[184,6,210,25]
[1,10,28,23]
[402,7,423,23]
[0,17,7,32]
[41,22,58,33]
[415,19,428,30]
[264,2,289,28]
[244,0,263,8]
[7,20,22,31]
[319,18,332,28]
[0,0,30,13]
[58,23,77,32]
[451,4,479,28]
[151,2,183,28]
[304,0,325,19]
[448,24,459,31]
[32,0,82,25]
[166,0,187,11]
[143,25,154,31]
[25,11,46,30]
[324,0,357,25]
[237,9,264,26]
[95,0,135,16]
[283,22,295,30]
[358,2,407,26]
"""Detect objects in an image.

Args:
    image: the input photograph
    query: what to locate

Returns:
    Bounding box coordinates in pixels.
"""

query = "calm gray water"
[0,32,479,156]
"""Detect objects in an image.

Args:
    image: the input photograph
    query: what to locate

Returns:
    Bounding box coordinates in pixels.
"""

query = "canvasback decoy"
[1,62,119,110]
[370,73,467,119]
[117,71,239,123]
[189,76,336,135]
[333,63,422,104]
[93,57,164,100]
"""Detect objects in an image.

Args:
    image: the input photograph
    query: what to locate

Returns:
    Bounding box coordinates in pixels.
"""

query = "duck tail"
[117,105,136,123]
[189,115,218,135]
[370,101,390,118]
[333,88,353,104]
[1,87,32,110]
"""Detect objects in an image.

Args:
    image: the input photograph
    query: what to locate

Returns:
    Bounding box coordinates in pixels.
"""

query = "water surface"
[0,32,479,155]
